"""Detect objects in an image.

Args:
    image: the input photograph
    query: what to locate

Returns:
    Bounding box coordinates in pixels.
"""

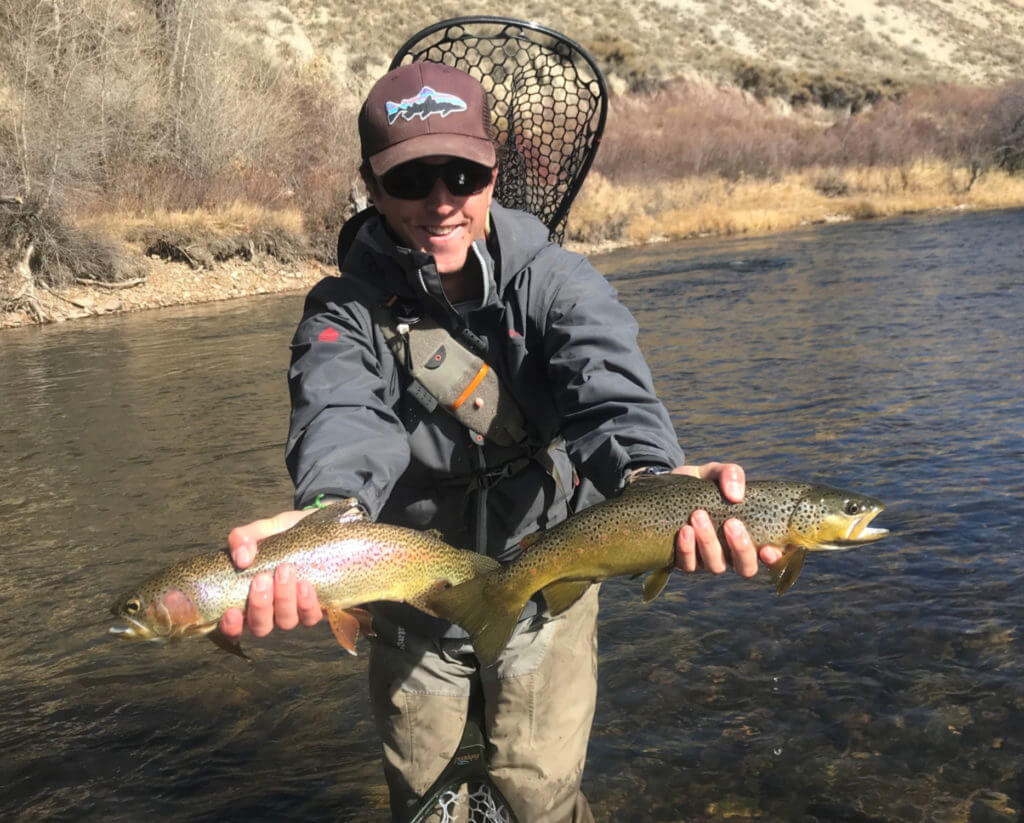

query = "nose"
[422,176,459,209]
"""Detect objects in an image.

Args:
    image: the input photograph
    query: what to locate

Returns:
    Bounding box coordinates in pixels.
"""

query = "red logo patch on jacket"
[318,327,340,343]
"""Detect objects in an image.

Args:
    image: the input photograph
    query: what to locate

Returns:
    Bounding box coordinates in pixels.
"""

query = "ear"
[363,177,380,205]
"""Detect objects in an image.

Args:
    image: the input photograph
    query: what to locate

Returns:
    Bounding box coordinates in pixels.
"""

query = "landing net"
[390,16,608,243]
[420,784,515,823]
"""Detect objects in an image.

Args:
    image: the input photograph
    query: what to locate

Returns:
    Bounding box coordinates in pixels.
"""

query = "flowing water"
[1,208,1021,822]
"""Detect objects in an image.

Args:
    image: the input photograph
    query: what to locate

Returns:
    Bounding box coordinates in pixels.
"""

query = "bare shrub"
[0,0,357,292]
[0,194,133,289]
[596,81,839,182]
[985,82,1024,173]
[596,79,1024,190]
[814,173,850,197]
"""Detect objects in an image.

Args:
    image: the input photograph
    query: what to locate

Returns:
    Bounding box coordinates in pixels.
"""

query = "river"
[1,208,1021,822]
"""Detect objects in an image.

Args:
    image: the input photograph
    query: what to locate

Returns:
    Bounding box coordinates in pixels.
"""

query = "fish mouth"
[817,508,889,550]
[108,613,217,642]
[108,615,162,641]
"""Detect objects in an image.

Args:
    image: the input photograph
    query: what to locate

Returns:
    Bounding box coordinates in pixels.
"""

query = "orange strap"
[451,363,489,410]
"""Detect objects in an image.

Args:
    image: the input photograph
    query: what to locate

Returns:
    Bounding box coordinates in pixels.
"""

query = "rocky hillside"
[231,0,1024,104]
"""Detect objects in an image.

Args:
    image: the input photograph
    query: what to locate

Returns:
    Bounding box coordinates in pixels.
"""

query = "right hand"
[218,510,324,639]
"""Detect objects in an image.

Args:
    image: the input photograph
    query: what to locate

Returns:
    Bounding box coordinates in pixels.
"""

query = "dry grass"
[85,204,311,268]
[568,162,1024,247]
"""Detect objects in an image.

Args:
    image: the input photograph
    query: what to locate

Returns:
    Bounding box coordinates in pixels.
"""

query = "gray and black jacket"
[285,202,684,632]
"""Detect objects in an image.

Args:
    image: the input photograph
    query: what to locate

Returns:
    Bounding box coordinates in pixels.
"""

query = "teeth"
[424,226,458,237]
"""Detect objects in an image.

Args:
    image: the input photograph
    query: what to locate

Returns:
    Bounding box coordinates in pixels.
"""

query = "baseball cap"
[359,62,497,176]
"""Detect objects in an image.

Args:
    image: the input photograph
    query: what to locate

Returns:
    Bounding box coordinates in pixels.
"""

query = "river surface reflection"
[1,208,1022,821]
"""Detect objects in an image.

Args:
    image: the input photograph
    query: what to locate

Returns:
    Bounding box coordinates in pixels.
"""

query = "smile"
[423,225,463,238]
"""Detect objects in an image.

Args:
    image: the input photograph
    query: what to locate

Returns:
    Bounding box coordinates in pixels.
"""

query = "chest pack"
[372,297,530,449]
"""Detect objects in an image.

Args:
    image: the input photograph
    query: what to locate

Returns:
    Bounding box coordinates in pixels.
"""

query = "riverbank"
[3,162,1024,330]
[0,255,333,329]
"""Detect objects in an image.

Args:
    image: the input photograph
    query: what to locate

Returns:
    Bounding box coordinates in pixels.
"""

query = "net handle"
[389,16,609,239]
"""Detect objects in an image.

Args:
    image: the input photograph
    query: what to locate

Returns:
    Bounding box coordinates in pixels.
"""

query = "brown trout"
[109,499,499,655]
[428,474,889,665]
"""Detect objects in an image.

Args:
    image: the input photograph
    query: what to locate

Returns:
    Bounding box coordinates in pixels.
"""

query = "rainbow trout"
[109,500,498,655]
[428,474,889,665]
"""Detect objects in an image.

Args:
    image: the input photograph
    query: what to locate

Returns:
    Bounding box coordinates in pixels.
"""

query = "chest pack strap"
[373,298,530,448]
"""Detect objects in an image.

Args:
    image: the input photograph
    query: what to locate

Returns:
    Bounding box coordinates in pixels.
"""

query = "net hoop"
[390,17,609,242]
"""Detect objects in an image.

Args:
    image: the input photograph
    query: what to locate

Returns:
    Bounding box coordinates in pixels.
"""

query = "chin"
[433,252,471,273]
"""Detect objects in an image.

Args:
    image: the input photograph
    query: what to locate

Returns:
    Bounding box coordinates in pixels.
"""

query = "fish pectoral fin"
[325,606,366,655]
[206,629,250,660]
[642,567,673,603]
[769,547,807,595]
[541,580,592,616]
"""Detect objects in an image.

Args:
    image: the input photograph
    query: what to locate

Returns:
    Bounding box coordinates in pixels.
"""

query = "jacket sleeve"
[539,251,685,497]
[285,278,411,516]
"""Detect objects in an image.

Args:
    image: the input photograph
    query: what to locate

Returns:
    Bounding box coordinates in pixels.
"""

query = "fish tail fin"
[770,547,807,595]
[428,575,524,667]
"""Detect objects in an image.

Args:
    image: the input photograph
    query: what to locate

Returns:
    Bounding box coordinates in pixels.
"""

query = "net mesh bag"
[419,784,515,823]
[391,17,608,243]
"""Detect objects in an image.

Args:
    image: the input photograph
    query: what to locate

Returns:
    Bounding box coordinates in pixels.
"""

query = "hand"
[218,510,324,638]
[672,462,783,578]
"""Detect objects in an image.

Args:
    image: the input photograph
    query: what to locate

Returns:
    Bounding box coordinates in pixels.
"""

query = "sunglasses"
[378,159,495,200]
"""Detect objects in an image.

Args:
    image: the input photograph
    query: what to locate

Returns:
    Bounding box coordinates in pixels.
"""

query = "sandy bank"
[1,256,333,330]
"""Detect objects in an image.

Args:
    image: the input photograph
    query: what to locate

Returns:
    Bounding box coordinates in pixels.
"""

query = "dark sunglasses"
[379,159,494,200]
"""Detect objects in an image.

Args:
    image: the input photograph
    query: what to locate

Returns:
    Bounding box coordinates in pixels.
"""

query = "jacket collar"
[339,201,552,310]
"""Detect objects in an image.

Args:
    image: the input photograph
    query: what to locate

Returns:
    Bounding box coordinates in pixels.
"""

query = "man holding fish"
[221,63,782,822]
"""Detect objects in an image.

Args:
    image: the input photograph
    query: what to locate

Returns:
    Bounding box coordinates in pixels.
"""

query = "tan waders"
[369,586,600,822]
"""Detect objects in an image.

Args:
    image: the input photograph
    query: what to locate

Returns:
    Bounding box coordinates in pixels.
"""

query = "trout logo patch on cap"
[385,87,468,125]
[359,63,496,176]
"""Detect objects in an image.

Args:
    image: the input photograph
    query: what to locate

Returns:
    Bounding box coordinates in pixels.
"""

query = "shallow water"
[1,208,1022,821]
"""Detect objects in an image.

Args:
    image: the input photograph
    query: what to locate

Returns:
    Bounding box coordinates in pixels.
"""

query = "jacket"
[285,202,685,632]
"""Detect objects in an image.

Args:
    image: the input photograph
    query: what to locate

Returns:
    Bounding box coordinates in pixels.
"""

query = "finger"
[691,509,728,574]
[296,580,324,627]
[228,510,311,568]
[228,531,257,569]
[220,607,244,638]
[759,544,783,566]
[674,524,699,572]
[723,518,758,578]
[246,573,275,638]
[273,564,299,631]
[700,462,745,502]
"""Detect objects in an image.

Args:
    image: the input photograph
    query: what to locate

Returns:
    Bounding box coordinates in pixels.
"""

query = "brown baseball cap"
[359,62,496,176]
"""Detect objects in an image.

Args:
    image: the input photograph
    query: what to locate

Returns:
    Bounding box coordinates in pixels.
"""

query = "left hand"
[672,462,783,578]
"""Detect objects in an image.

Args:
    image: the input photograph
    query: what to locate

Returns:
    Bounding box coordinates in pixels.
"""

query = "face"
[369,156,497,274]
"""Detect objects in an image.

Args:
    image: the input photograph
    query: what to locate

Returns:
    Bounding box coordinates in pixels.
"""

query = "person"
[218,61,781,822]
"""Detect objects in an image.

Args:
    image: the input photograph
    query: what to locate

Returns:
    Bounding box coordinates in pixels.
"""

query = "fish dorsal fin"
[300,498,368,528]
[642,566,673,603]
[770,547,807,595]
[541,580,592,616]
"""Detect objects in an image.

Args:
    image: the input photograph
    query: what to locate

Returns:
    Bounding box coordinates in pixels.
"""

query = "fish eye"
[844,500,862,516]
[126,598,142,614]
